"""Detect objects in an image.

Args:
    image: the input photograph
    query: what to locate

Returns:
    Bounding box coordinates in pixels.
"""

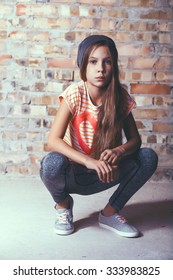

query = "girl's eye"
[88,59,111,65]
[105,59,111,65]
[89,60,97,64]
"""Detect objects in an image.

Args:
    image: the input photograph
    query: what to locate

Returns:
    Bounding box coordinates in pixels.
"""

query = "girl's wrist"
[115,146,126,158]
[83,155,92,167]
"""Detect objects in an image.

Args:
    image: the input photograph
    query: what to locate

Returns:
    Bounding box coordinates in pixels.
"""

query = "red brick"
[136,121,146,130]
[156,72,173,82]
[140,10,172,20]
[16,4,28,16]
[44,143,50,152]
[108,9,128,18]
[45,45,68,55]
[159,33,171,44]
[159,22,173,32]
[48,58,76,68]
[0,31,7,40]
[153,97,164,106]
[48,107,58,116]
[154,57,173,70]
[119,21,158,32]
[88,7,97,16]
[70,6,79,16]
[132,72,141,80]
[0,55,12,64]
[131,84,170,95]
[133,109,168,119]
[153,123,173,133]
[28,58,45,68]
[121,0,153,7]
[132,58,157,69]
[147,135,157,143]
[76,18,95,29]
[65,32,76,42]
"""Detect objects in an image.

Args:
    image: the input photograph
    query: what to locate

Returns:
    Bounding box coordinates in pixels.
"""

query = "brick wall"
[0,0,172,180]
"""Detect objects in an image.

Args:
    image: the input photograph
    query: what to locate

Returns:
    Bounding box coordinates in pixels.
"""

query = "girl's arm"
[100,112,141,164]
[48,99,89,166]
[119,112,141,156]
[48,99,115,183]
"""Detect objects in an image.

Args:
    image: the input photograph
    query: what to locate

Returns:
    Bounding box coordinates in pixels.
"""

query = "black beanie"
[77,35,117,68]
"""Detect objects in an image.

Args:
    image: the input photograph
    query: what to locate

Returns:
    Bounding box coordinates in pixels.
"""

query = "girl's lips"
[96,76,105,80]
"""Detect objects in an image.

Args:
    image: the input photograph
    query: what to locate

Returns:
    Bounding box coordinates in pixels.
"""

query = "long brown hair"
[80,41,124,159]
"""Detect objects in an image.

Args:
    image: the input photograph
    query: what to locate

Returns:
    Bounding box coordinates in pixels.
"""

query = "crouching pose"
[40,35,158,238]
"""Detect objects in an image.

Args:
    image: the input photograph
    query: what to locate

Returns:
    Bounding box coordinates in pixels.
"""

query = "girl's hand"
[84,157,117,183]
[100,147,125,165]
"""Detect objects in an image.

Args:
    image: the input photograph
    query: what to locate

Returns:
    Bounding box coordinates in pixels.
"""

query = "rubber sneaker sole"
[99,222,139,238]
[54,227,74,235]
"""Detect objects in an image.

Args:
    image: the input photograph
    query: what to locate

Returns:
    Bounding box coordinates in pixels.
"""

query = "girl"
[40,35,158,238]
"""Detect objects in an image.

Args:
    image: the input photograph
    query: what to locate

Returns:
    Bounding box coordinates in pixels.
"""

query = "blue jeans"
[40,148,158,211]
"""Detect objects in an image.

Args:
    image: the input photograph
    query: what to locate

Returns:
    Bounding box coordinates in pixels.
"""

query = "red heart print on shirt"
[72,111,97,155]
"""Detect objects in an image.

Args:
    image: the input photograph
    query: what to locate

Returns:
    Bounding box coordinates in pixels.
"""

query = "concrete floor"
[0,175,172,260]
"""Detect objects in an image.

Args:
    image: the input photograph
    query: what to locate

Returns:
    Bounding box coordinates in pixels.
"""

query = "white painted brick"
[47,82,63,92]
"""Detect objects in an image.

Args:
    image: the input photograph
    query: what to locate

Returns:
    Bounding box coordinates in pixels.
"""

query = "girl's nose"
[97,62,104,72]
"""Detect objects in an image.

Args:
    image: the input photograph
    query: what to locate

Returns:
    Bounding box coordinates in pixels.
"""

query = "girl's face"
[86,45,113,89]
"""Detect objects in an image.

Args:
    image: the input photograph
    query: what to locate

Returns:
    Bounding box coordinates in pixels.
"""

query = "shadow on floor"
[74,199,173,233]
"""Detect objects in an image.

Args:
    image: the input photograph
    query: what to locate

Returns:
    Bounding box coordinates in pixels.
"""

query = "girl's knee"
[138,147,158,170]
[40,152,69,180]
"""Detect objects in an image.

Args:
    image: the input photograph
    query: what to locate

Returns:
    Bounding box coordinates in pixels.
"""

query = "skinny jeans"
[40,148,158,211]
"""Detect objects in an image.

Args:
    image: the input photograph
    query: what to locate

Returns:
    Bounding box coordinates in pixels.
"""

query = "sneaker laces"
[57,210,70,224]
[116,215,127,224]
